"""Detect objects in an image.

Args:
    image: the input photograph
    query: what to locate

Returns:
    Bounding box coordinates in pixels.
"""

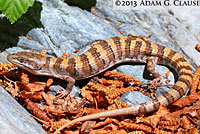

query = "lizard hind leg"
[145,56,162,87]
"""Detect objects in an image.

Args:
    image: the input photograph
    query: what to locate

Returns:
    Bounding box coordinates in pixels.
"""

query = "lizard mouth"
[7,54,34,71]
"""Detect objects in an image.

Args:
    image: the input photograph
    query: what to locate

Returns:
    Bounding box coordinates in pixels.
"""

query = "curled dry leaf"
[40,50,46,56]
[73,49,79,53]
[81,121,96,133]
[120,121,153,133]
[94,118,120,128]
[128,131,145,134]
[103,71,140,85]
[146,34,152,39]
[165,70,170,78]
[25,99,51,122]
[137,105,169,128]
[91,7,95,15]
[20,71,30,84]
[46,78,54,87]
[23,82,46,94]
[42,92,53,106]
[20,91,43,101]
[172,92,200,108]
[26,37,32,40]
[191,66,200,93]
[0,61,16,74]
[50,119,78,132]
[118,22,123,27]
[153,128,171,134]
[181,115,195,130]
[61,52,68,59]
[120,31,125,34]
[108,100,129,110]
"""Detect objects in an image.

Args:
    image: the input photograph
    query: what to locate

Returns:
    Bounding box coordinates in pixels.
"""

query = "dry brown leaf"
[94,118,120,128]
[81,121,96,133]
[42,92,53,106]
[20,91,43,101]
[46,78,54,87]
[172,92,200,108]
[191,66,200,93]
[40,50,46,56]
[62,52,68,59]
[24,82,46,94]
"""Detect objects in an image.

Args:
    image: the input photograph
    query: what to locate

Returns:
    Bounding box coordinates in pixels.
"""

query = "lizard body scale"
[7,36,193,133]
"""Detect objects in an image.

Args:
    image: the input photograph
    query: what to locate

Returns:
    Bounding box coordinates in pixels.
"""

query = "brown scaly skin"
[7,36,193,134]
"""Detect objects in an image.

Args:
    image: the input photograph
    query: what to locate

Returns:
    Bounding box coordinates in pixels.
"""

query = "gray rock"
[119,91,152,106]
[172,9,200,42]
[0,86,46,134]
[2,0,200,133]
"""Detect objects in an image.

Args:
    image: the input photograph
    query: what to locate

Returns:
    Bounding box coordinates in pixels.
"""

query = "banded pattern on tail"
[6,36,193,134]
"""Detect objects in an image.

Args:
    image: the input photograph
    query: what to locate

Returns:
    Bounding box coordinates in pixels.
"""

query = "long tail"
[53,106,140,134]
[53,36,193,134]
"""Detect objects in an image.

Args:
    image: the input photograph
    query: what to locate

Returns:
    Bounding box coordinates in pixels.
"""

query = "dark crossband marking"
[178,77,192,89]
[45,57,51,69]
[174,57,186,65]
[179,71,193,79]
[100,40,115,63]
[139,103,147,113]
[156,45,165,57]
[162,91,175,104]
[79,54,92,75]
[171,57,186,68]
[112,37,122,60]
[177,65,192,73]
[66,58,78,77]
[144,41,152,55]
[133,41,142,58]
[172,84,185,96]
[152,98,160,111]
[166,49,176,61]
[53,58,63,74]
[125,37,133,58]
[87,47,105,71]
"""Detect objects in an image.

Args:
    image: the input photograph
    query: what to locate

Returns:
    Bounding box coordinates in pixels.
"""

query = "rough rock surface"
[1,0,200,133]
[0,86,46,134]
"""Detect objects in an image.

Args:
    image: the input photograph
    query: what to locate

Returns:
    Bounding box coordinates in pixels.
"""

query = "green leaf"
[0,0,35,24]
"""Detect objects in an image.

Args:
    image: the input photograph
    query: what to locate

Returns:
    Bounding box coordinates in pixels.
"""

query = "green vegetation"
[0,1,42,51]
[0,0,35,24]
[0,0,96,51]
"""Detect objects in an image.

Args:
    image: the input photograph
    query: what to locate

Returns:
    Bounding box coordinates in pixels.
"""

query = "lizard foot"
[56,88,70,98]
[147,77,162,88]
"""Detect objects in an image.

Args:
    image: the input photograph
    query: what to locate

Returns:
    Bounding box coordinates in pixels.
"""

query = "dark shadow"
[0,1,43,51]
[64,0,96,11]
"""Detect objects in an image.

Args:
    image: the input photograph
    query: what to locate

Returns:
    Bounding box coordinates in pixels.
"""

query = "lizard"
[6,36,193,134]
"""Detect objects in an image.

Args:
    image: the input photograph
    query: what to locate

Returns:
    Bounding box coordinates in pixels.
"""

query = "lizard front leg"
[57,76,75,98]
[146,56,162,86]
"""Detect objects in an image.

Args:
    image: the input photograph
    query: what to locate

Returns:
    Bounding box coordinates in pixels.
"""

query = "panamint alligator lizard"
[7,36,193,133]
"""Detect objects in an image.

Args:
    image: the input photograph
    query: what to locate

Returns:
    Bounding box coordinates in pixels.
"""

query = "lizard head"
[7,51,52,76]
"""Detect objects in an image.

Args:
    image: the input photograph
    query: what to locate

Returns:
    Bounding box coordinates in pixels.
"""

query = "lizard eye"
[17,57,25,63]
